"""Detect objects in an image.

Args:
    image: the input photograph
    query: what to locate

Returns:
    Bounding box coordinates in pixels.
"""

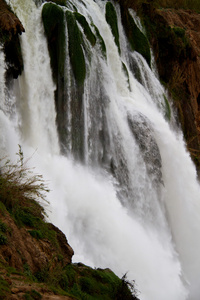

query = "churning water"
[1,0,200,299]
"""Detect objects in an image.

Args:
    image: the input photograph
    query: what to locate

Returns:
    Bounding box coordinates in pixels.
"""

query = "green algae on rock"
[74,12,96,47]
[42,3,65,82]
[121,9,151,67]
[66,10,86,87]
[105,1,121,54]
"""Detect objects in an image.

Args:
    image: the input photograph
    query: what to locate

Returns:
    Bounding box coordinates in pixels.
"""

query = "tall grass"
[0,145,49,219]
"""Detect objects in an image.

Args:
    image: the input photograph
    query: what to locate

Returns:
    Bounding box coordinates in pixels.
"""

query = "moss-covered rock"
[121,9,151,67]
[163,94,171,121]
[74,12,96,46]
[105,2,121,54]
[34,0,67,6]
[93,24,107,58]
[42,3,65,82]
[66,10,86,86]
[122,61,131,90]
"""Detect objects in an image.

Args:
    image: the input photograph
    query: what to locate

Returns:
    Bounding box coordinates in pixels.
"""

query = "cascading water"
[1,0,200,299]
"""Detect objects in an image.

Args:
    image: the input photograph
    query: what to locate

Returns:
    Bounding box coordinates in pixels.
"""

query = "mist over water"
[1,0,200,299]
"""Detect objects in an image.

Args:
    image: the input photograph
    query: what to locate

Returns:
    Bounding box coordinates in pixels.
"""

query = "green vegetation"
[105,2,121,54]
[42,3,65,81]
[0,146,59,247]
[0,220,7,233]
[23,289,42,300]
[122,62,131,90]
[35,263,138,300]
[0,146,48,216]
[121,10,151,66]
[163,94,171,120]
[0,148,139,299]
[93,25,107,58]
[66,10,86,86]
[48,0,67,5]
[74,12,96,47]
[0,233,7,245]
[0,276,10,299]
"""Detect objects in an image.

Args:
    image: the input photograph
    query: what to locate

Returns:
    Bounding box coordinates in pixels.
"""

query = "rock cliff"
[141,8,200,173]
[0,0,24,80]
[145,7,200,168]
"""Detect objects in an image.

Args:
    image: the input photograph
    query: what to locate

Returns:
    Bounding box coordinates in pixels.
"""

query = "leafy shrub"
[0,147,49,217]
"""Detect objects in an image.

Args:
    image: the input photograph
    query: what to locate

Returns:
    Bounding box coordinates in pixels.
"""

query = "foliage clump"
[35,262,139,300]
[0,146,60,246]
[0,146,48,217]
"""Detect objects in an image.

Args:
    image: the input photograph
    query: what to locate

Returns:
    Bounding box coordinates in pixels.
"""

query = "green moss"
[66,10,86,86]
[105,2,121,54]
[61,264,136,299]
[0,202,6,213]
[33,263,137,299]
[42,3,65,81]
[74,12,96,46]
[0,276,10,299]
[0,220,7,233]
[93,25,107,59]
[122,62,131,90]
[23,289,42,300]
[172,26,190,50]
[28,230,43,240]
[163,94,171,121]
[123,11,151,66]
[48,0,67,5]
[13,207,58,246]
[0,233,7,245]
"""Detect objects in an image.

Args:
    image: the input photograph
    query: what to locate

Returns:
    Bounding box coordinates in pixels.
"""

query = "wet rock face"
[0,0,24,36]
[128,113,163,186]
[150,9,200,167]
[0,0,25,79]
[117,0,200,168]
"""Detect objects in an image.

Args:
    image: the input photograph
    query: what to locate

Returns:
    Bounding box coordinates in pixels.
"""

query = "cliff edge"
[147,7,200,167]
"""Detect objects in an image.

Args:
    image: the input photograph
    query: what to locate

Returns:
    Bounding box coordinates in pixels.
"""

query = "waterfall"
[1,0,200,299]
